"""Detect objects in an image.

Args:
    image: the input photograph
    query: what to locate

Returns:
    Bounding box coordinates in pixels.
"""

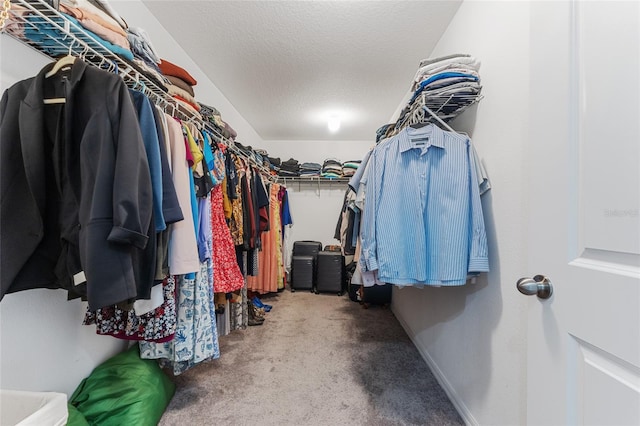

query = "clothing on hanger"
[359,124,489,287]
[0,60,152,310]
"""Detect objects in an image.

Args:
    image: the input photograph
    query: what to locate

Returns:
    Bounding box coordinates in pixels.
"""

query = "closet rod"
[201,122,277,183]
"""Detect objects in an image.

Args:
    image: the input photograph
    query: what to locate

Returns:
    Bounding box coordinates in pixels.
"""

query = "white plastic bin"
[0,390,68,426]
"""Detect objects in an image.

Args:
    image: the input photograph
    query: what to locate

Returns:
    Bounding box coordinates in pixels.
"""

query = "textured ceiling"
[143,1,462,141]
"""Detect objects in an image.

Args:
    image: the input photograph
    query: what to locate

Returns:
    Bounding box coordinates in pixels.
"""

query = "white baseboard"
[392,307,479,426]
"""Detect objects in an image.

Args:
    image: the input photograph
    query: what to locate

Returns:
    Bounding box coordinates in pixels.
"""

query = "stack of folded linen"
[267,156,281,173]
[279,159,301,177]
[341,160,361,177]
[254,149,275,171]
[299,162,322,177]
[126,26,170,89]
[321,159,343,179]
[159,58,201,116]
[199,103,237,141]
[234,142,254,159]
[58,1,168,91]
[27,0,133,61]
[395,54,482,129]
[127,26,159,68]
[375,124,395,143]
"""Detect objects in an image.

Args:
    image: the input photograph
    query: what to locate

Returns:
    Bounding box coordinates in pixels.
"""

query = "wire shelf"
[3,0,277,181]
[395,91,483,131]
[278,176,350,191]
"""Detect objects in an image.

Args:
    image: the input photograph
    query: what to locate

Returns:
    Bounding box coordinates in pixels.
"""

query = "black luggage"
[293,241,323,258]
[315,251,345,295]
[362,284,392,306]
[292,241,322,289]
[291,255,314,291]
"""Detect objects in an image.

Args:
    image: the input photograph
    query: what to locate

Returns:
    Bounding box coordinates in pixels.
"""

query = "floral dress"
[83,276,177,342]
[210,184,245,293]
[139,263,220,375]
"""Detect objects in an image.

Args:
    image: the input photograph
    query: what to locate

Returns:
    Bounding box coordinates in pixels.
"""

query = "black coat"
[0,60,152,310]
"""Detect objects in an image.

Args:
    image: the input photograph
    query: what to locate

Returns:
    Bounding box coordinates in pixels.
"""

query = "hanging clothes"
[279,186,294,279]
[359,124,489,287]
[0,60,152,310]
[150,105,183,274]
[83,276,177,342]
[162,113,199,276]
[139,264,220,375]
[210,184,245,293]
[229,155,246,247]
[140,154,221,374]
[248,183,284,294]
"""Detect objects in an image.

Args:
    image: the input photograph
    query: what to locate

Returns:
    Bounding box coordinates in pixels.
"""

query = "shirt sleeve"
[106,81,152,249]
[130,91,165,233]
[470,143,491,195]
[467,140,489,273]
[359,146,382,272]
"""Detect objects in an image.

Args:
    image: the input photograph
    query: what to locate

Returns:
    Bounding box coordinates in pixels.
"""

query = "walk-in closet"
[1,1,639,425]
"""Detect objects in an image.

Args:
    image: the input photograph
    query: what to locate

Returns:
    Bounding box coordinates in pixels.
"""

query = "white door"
[526,1,640,424]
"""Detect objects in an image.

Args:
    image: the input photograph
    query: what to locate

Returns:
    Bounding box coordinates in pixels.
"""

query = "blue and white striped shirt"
[360,125,488,286]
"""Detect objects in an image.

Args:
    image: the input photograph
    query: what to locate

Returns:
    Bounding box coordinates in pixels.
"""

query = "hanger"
[43,44,77,104]
[44,55,76,79]
[43,56,75,104]
[45,43,77,79]
[44,56,77,104]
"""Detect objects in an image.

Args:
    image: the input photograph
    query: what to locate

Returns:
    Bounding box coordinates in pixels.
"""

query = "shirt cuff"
[362,251,379,272]
[108,226,149,249]
[468,257,489,273]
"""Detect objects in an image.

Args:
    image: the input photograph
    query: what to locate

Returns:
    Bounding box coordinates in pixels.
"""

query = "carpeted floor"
[159,290,464,426]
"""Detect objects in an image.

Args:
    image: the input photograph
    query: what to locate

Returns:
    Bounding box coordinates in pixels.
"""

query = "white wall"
[390,2,531,425]
[262,140,371,248]
[0,0,266,397]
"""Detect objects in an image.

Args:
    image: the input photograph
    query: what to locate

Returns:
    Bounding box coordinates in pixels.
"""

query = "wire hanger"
[133,72,146,93]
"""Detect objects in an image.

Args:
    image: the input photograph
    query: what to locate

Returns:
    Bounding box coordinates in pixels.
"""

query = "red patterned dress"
[210,184,245,293]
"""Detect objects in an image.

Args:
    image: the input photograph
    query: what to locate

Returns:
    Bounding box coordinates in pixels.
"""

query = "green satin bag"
[69,344,175,426]
[66,403,90,426]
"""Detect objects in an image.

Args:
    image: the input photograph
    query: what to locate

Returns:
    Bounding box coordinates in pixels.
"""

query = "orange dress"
[249,183,284,294]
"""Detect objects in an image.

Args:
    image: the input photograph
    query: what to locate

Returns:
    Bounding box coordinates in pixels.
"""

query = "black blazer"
[0,60,152,310]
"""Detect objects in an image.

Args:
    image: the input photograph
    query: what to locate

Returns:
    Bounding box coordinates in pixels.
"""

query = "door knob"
[517,275,553,299]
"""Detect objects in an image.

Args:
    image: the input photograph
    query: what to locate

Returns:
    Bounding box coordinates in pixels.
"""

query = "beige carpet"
[159,289,464,426]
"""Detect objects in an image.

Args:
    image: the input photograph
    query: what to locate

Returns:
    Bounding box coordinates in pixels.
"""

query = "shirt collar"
[399,124,446,153]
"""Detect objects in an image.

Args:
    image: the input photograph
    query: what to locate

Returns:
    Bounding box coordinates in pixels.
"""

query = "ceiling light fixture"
[327,115,341,133]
